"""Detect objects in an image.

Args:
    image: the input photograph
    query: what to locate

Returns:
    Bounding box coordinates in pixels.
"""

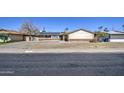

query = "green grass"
[0,41,11,45]
[0,42,6,45]
[0,42,13,45]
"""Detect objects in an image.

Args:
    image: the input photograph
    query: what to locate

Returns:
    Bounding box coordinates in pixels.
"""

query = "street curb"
[0,49,124,53]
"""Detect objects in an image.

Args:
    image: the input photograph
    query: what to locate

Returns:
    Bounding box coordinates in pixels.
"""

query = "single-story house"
[0,29,62,42]
[108,31,124,42]
[0,28,95,42]
[0,29,24,42]
[24,32,61,41]
[60,29,94,42]
[23,35,40,41]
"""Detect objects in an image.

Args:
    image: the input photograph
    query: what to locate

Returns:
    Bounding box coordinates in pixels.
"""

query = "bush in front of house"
[95,32,109,42]
[0,34,10,43]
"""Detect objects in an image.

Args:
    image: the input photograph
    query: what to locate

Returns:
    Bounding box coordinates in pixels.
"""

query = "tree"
[19,22,40,41]
[20,22,40,35]
[104,27,109,32]
[98,26,103,32]
[95,32,108,38]
[95,31,109,42]
[42,27,46,32]
[64,27,69,32]
[63,28,69,34]
[0,33,8,43]
[122,24,124,31]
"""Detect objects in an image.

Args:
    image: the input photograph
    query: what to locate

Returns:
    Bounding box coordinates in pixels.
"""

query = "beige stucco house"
[24,35,42,41]
[8,33,24,41]
[0,29,24,42]
[24,32,61,41]
[60,29,94,42]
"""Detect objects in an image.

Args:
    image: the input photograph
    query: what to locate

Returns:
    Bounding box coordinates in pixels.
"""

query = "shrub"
[89,39,97,43]
[0,34,9,43]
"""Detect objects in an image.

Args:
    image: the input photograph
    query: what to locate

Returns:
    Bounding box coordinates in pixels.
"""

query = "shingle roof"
[107,31,124,34]
[40,32,61,35]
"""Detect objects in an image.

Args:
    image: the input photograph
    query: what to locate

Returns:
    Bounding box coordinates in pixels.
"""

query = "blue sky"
[0,17,124,32]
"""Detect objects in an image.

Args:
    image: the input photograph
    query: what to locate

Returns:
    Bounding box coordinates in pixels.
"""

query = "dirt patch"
[0,41,124,49]
[30,42,124,49]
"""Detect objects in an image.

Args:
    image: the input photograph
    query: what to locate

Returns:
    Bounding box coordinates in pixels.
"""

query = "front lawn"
[0,42,5,45]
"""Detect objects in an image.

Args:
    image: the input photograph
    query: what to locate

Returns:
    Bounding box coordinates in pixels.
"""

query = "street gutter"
[0,48,124,53]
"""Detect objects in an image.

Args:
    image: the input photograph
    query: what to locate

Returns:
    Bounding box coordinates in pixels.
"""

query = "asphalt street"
[0,53,124,76]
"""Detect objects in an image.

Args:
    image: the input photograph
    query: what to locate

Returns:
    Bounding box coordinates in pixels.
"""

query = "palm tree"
[122,24,124,31]
[64,28,69,32]
[42,27,46,32]
[98,26,103,32]
[104,27,109,32]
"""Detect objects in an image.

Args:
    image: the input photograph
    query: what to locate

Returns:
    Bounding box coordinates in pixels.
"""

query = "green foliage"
[98,26,103,31]
[95,31,109,38]
[0,33,9,42]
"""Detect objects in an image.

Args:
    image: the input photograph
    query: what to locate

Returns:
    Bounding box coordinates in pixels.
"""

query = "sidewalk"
[0,48,124,53]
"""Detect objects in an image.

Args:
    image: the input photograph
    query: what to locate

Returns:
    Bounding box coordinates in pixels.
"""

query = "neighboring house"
[24,32,61,41]
[60,29,94,42]
[24,35,39,41]
[108,31,124,42]
[0,29,24,42]
[0,29,62,42]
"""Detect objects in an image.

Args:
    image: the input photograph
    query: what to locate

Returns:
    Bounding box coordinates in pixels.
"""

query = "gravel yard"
[0,41,124,76]
[0,41,124,49]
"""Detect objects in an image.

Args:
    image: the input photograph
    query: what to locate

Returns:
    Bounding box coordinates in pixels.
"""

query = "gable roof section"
[62,29,94,35]
[40,32,61,35]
